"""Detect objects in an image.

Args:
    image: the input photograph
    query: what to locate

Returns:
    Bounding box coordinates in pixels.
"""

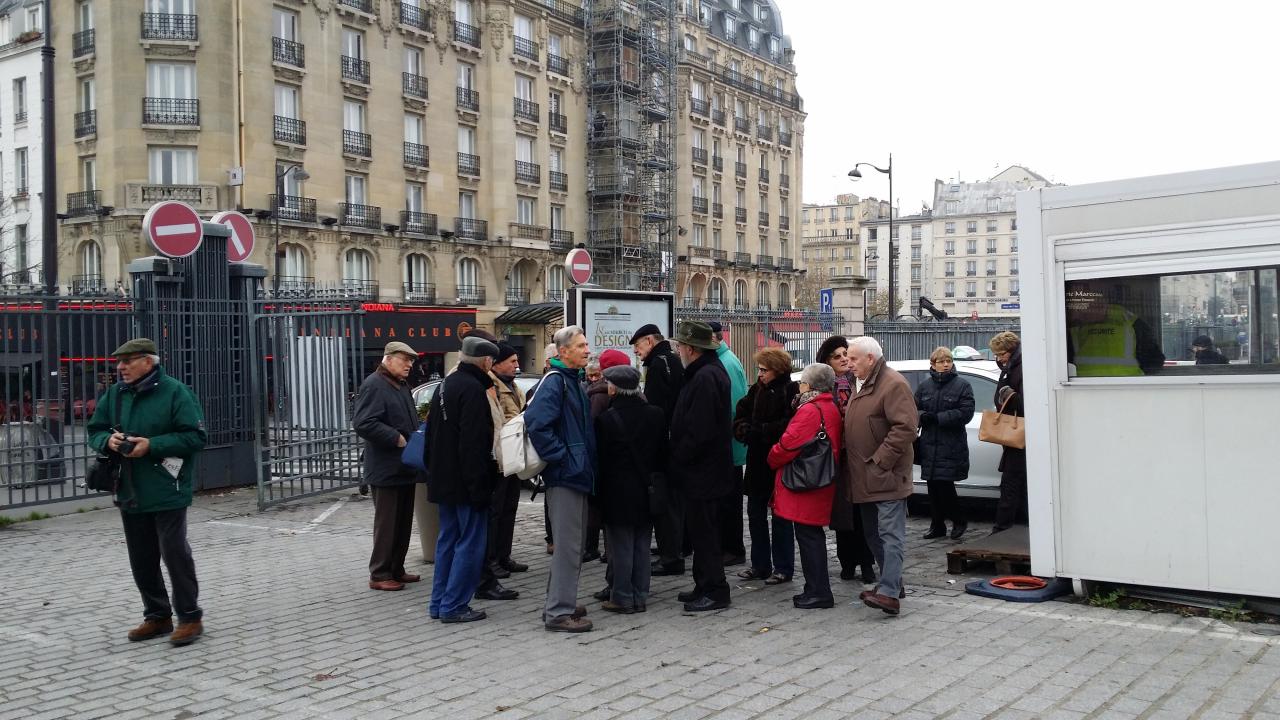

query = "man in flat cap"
[354,341,423,592]
[426,335,502,623]
[88,338,208,646]
[629,322,686,577]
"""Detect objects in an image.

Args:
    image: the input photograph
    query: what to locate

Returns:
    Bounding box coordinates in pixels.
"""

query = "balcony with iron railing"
[735,161,747,178]
[454,217,488,242]
[71,274,106,295]
[757,254,775,269]
[690,98,710,117]
[515,161,541,184]
[141,12,198,41]
[779,216,790,230]
[514,97,540,122]
[13,110,25,125]
[733,301,750,311]
[510,224,545,243]
[690,247,711,259]
[403,71,428,98]
[545,289,565,302]
[457,152,480,177]
[733,251,752,266]
[549,229,574,251]
[692,147,707,165]
[779,257,794,271]
[692,197,708,214]
[455,284,486,304]
[400,210,438,236]
[712,156,723,172]
[713,63,803,111]
[404,141,429,168]
[778,131,792,147]
[74,110,96,138]
[341,55,370,84]
[548,53,570,76]
[339,0,373,12]
[550,171,568,192]
[143,97,199,125]
[549,112,567,133]
[402,282,436,302]
[339,202,382,230]
[514,36,539,61]
[453,20,481,47]
[756,124,773,141]
[271,194,317,223]
[274,115,306,145]
[734,116,750,133]
[399,2,432,31]
[712,109,726,126]
[273,36,305,67]
[456,86,479,111]
[758,212,770,227]
[712,202,723,219]
[343,129,371,157]
[505,288,531,305]
[780,173,790,189]
[73,29,95,57]
[757,303,773,312]
[276,276,316,296]
[339,279,379,299]
[758,167,769,183]
[545,0,585,26]
[66,190,101,218]
[712,249,728,264]
[735,207,747,223]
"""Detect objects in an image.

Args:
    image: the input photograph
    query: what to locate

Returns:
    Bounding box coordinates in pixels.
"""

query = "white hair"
[544,342,557,359]
[849,336,884,359]
[553,325,585,349]
[799,363,836,392]
[145,354,160,364]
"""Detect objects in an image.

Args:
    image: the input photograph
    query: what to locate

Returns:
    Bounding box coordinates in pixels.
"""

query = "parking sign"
[819,288,834,314]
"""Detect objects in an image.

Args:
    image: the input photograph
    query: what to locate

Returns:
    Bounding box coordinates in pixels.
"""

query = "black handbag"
[85,390,124,493]
[779,412,835,492]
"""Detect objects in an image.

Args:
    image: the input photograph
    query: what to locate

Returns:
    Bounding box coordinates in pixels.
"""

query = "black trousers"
[718,468,746,558]
[684,495,730,602]
[995,462,1028,530]
[794,523,832,601]
[120,507,202,623]
[488,474,521,564]
[835,511,875,574]
[926,476,964,529]
[654,488,686,569]
[369,484,416,581]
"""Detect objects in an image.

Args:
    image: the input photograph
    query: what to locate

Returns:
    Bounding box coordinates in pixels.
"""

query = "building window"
[1011,218,1018,231]
[986,280,998,296]
[802,209,810,223]
[987,238,998,254]
[987,219,998,232]
[987,198,1000,213]
[12,77,25,122]
[692,224,705,247]
[405,182,424,212]
[944,281,954,298]
[712,228,721,249]
[845,228,854,239]
[80,240,102,277]
[81,157,97,191]
[1010,235,1018,253]
[778,283,790,309]
[404,253,430,289]
[868,228,877,241]
[844,205,854,221]
[829,207,837,222]
[146,61,197,100]
[966,220,978,233]
[458,190,476,218]
[944,240,955,256]
[547,264,564,297]
[966,260,977,276]
[946,200,958,214]
[966,281,976,298]
[911,224,921,241]
[944,221,955,234]
[282,244,308,277]
[344,248,373,283]
[344,174,367,205]
[148,146,196,184]
[944,261,954,277]
[14,147,28,194]
[966,238,978,254]
[456,256,480,290]
[986,259,997,276]
[343,99,365,133]
[910,245,921,260]
[516,196,536,225]
[910,266,921,282]
[1010,258,1019,275]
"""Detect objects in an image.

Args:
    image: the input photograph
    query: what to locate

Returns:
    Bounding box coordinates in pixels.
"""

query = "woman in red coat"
[768,363,842,609]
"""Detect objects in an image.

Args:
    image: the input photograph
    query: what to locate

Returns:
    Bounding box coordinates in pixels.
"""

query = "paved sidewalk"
[1,489,1278,720]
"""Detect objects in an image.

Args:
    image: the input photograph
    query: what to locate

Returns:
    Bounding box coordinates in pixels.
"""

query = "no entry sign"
[142,201,203,258]
[211,210,256,263]
[565,248,592,285]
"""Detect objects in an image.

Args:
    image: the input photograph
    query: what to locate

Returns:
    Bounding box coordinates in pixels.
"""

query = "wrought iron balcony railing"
[692,197,708,214]
[779,216,790,230]
[734,116,750,133]
[453,20,480,47]
[735,161,747,178]
[141,13,198,41]
[341,55,370,84]
[756,254,775,269]
[66,190,101,218]
[455,284,486,304]
[548,54,570,76]
[402,282,436,302]
[712,156,723,172]
[780,173,790,189]
[343,129,371,157]
[514,97,540,122]
[73,29,95,57]
[779,131,792,147]
[339,202,382,230]
[758,212,770,227]
[74,110,96,138]
[756,124,773,141]
[515,161,541,184]
[712,109,726,126]
[549,229,574,251]
[545,0,585,27]
[339,0,373,12]
[779,257,795,271]
[690,98,709,117]
[273,36,305,67]
[514,36,539,61]
[404,141,429,168]
[143,97,199,125]
[550,171,568,192]
[735,207,747,223]
[402,72,428,98]
[71,274,106,295]
[456,87,479,111]
[271,194,318,223]
[733,251,752,265]
[712,202,723,218]
[339,279,379,299]
[758,168,769,183]
[454,217,488,242]
[505,288,531,305]
[457,152,480,176]
[399,2,431,31]
[400,210,438,236]
[549,112,568,133]
[692,148,707,165]
[712,249,728,263]
[274,115,306,145]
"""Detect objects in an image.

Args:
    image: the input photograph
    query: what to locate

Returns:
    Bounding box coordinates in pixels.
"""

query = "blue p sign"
[819,288,835,314]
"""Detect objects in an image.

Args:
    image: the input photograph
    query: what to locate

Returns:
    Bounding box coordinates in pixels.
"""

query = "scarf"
[792,389,821,410]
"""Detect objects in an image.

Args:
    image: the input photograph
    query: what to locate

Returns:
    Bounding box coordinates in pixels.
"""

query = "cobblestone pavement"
[2,489,1278,720]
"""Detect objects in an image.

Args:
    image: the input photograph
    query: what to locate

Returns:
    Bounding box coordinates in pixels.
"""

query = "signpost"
[142,201,204,259]
[565,248,593,286]
[212,210,256,263]
[819,288,834,314]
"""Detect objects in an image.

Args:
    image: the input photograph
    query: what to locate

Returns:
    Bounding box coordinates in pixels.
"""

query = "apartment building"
[0,0,43,290]
[797,193,889,295]
[858,211,933,316]
[927,166,1051,318]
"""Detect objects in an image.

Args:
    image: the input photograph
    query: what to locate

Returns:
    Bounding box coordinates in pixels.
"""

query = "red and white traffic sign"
[142,201,203,258]
[565,248,592,285]
[211,210,256,263]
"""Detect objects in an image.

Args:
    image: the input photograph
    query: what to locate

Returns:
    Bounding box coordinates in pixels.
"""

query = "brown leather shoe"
[369,579,405,591]
[395,573,421,583]
[860,587,906,600]
[571,604,588,619]
[127,618,173,642]
[862,592,901,615]
[545,615,593,633]
[169,621,203,646]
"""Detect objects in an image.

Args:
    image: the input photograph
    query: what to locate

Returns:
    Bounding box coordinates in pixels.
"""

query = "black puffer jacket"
[733,376,798,497]
[913,369,974,482]
[595,394,667,526]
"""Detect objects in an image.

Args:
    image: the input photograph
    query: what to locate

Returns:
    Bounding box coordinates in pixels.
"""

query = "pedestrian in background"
[817,336,876,584]
[354,342,424,593]
[485,343,529,581]
[989,331,1026,533]
[426,336,501,623]
[595,365,665,614]
[583,348,632,566]
[527,325,597,633]
[769,363,841,610]
[669,320,735,612]
[88,338,208,646]
[914,346,974,540]
[844,336,918,616]
[733,347,797,585]
[710,321,748,568]
[630,324,686,577]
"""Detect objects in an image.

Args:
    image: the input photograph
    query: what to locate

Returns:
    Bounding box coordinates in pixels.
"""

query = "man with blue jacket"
[526,325,597,633]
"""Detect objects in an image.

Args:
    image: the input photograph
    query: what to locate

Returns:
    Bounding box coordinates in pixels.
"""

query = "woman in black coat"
[990,331,1025,533]
[732,347,798,583]
[913,347,975,540]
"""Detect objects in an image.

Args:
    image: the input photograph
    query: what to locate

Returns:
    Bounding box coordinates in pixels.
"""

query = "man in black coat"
[668,320,734,612]
[353,342,423,592]
[425,336,500,623]
[630,323,687,576]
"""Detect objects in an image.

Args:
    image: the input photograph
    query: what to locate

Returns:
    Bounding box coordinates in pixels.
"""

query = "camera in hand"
[118,437,137,456]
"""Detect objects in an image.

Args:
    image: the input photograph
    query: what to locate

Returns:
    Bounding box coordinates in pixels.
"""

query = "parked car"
[411,374,544,416]
[793,359,1003,499]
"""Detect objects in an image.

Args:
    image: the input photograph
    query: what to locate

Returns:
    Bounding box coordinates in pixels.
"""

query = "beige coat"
[491,372,526,423]
[843,358,918,504]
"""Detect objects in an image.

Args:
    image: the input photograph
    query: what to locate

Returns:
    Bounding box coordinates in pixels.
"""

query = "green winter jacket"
[717,341,748,466]
[86,366,208,514]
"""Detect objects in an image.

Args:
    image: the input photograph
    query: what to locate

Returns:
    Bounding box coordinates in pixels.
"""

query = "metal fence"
[865,319,1022,361]
[675,307,848,373]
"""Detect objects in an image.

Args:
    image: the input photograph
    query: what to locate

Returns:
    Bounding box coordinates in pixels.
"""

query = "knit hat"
[816,335,848,365]
[603,365,640,391]
[461,336,499,359]
[708,321,723,334]
[598,348,631,371]
[495,342,518,363]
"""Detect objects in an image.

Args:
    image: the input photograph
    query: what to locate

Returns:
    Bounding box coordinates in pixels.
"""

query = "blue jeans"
[747,493,794,577]
[429,503,488,618]
[859,499,907,598]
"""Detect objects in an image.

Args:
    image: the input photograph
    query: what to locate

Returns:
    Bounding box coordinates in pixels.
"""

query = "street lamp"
[273,164,310,294]
[850,154,894,317]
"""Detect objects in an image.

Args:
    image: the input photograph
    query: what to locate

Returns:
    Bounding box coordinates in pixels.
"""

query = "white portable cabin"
[1018,162,1280,599]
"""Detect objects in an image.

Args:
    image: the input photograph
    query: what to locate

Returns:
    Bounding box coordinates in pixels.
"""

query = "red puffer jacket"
[767,392,842,527]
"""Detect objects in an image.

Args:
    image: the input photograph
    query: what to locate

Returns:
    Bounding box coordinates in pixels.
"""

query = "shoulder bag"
[978,394,1025,449]
[779,408,835,492]
[85,390,124,493]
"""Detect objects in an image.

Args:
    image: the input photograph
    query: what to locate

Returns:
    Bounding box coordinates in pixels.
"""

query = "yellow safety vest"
[1070,306,1143,377]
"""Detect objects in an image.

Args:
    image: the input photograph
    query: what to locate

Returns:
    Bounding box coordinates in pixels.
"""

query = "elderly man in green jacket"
[709,322,748,566]
[87,338,208,646]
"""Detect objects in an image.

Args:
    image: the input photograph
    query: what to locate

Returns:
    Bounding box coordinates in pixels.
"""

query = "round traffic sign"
[565,248,592,285]
[970,310,979,321]
[211,210,256,263]
[142,201,203,258]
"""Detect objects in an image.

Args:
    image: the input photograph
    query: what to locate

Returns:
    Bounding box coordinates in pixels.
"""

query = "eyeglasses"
[757,367,769,373]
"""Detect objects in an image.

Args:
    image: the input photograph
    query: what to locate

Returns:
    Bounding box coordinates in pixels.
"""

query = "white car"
[411,374,544,412]
[792,359,1004,499]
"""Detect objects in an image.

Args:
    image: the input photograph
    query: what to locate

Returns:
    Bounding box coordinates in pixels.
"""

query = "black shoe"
[582,550,601,563]
[475,585,519,601]
[839,567,857,581]
[651,562,685,576]
[487,562,511,579]
[722,553,746,567]
[989,526,1010,536]
[440,609,486,623]
[861,566,877,584]
[793,595,835,609]
[677,589,701,603]
[592,586,612,601]
[635,601,647,613]
[499,558,529,573]
[599,553,608,563]
[923,526,947,540]
[950,521,968,540]
[683,597,730,612]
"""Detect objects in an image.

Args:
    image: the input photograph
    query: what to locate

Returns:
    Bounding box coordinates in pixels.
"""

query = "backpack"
[500,374,564,480]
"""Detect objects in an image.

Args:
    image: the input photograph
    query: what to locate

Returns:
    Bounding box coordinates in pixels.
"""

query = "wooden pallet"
[946,525,1032,575]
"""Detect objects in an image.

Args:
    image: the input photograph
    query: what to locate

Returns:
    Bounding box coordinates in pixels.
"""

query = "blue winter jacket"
[525,364,597,494]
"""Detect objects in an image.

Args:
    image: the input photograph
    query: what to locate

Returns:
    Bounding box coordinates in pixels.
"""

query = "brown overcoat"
[843,358,918,503]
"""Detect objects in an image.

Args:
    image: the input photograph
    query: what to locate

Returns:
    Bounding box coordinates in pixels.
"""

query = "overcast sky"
[787,0,1280,211]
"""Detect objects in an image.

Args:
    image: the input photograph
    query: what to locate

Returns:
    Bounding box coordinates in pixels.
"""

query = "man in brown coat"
[843,336,917,615]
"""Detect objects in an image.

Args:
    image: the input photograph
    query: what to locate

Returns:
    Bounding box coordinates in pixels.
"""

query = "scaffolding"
[587,0,676,291]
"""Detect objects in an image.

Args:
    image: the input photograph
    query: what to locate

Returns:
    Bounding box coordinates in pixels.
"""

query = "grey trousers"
[543,486,588,621]
[605,523,652,607]
[859,499,907,599]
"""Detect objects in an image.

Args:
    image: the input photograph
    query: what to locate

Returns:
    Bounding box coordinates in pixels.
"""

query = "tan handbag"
[978,395,1025,449]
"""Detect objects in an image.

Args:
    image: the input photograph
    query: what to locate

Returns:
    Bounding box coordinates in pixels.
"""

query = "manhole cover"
[1251,627,1280,636]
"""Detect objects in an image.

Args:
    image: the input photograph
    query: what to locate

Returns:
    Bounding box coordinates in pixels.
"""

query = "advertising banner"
[568,288,674,365]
